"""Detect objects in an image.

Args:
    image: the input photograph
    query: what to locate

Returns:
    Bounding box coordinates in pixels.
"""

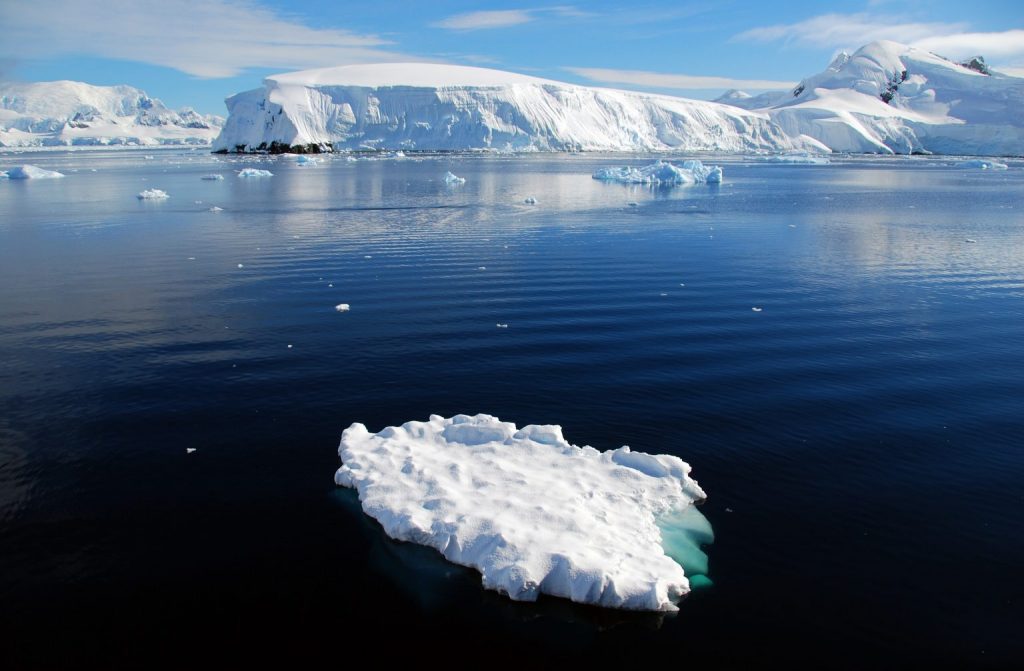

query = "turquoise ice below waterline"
[658,505,715,587]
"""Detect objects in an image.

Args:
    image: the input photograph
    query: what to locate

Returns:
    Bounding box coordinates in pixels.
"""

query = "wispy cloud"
[733,13,969,48]
[433,6,587,31]
[0,0,414,78]
[912,30,1024,63]
[565,67,794,91]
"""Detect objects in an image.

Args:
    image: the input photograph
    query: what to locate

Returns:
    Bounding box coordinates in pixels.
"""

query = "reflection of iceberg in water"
[658,505,715,590]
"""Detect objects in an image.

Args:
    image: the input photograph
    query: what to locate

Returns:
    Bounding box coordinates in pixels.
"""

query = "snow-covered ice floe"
[238,168,273,178]
[2,164,66,179]
[335,413,712,611]
[593,160,722,185]
[443,171,466,185]
[137,188,169,200]
[960,159,1008,170]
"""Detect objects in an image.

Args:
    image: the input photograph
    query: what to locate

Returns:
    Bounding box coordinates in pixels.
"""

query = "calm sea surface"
[1,150,1022,667]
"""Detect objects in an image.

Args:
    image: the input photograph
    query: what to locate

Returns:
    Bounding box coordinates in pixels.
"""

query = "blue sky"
[1,0,1022,115]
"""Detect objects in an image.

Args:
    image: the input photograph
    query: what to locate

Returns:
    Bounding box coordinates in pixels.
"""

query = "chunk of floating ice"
[296,155,319,165]
[965,238,977,243]
[524,197,537,204]
[335,413,710,611]
[442,171,466,185]
[137,188,169,200]
[627,202,639,207]
[496,323,508,328]
[186,448,197,454]
[201,174,224,180]
[4,164,65,180]
[287,344,293,349]
[364,255,373,259]
[4,164,66,179]
[960,159,1008,170]
[238,168,274,177]
[478,266,486,270]
[752,307,763,312]
[209,206,223,212]
[335,303,350,312]
[593,160,722,185]
[237,263,244,268]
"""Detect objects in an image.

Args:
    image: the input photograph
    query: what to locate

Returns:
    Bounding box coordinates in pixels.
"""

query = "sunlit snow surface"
[335,414,711,611]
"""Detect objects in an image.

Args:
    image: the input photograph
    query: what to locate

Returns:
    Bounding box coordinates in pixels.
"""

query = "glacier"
[212,62,803,153]
[335,413,711,611]
[754,41,1024,156]
[0,81,223,148]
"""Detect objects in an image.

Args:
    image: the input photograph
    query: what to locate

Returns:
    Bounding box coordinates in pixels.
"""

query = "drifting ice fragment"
[335,414,711,611]
[960,160,1008,170]
[593,160,722,185]
[209,206,223,212]
[496,323,508,328]
[4,165,66,179]
[238,168,274,177]
[201,174,224,180]
[443,171,466,185]
[186,448,197,454]
[965,238,977,243]
[752,307,763,312]
[524,197,537,204]
[335,303,350,312]
[137,189,169,200]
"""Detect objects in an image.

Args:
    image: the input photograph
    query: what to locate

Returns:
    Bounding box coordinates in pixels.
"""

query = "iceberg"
[593,160,722,185]
[137,188,169,200]
[442,171,465,185]
[335,413,711,611]
[3,164,65,179]
[212,62,804,153]
[237,168,273,178]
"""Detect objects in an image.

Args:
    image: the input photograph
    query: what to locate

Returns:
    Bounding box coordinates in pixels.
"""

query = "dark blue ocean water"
[1,150,1022,668]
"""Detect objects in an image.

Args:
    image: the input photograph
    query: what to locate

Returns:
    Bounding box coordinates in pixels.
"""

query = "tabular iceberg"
[335,413,710,611]
[213,62,803,153]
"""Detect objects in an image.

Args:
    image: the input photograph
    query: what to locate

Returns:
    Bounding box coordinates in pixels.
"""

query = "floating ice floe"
[3,164,66,179]
[960,159,1008,170]
[524,197,537,204]
[296,155,319,165]
[496,323,508,328]
[238,168,274,177]
[209,206,223,212]
[752,307,763,312]
[335,303,350,312]
[137,188,169,200]
[201,174,225,180]
[335,413,711,611]
[593,160,722,185]
[965,238,978,243]
[443,171,466,185]
[186,448,197,454]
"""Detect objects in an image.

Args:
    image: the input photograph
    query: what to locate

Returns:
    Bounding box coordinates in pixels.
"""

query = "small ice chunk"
[4,165,65,179]
[965,238,977,243]
[144,155,154,160]
[209,206,223,212]
[627,202,639,207]
[335,414,709,611]
[593,160,722,185]
[478,266,486,270]
[752,307,763,312]
[335,303,350,312]
[496,323,508,328]
[137,189,169,200]
[296,155,319,165]
[960,159,1008,170]
[237,263,244,268]
[238,168,274,177]
[443,171,466,185]
[524,197,537,204]
[287,344,293,349]
[201,174,224,180]
[186,448,197,454]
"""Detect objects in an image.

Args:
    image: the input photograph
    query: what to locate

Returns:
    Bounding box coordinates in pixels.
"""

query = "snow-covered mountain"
[0,81,224,148]
[712,89,788,111]
[751,41,1024,155]
[212,63,805,153]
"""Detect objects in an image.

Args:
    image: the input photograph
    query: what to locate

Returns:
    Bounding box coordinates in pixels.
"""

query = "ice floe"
[137,188,169,200]
[443,171,466,185]
[238,168,274,177]
[3,165,66,179]
[960,159,1008,170]
[335,413,710,611]
[335,303,350,312]
[201,174,225,180]
[593,160,722,185]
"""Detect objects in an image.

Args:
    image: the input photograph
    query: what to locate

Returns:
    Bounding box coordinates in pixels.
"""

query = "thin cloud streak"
[432,6,588,31]
[565,67,794,91]
[733,13,969,48]
[0,0,415,78]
